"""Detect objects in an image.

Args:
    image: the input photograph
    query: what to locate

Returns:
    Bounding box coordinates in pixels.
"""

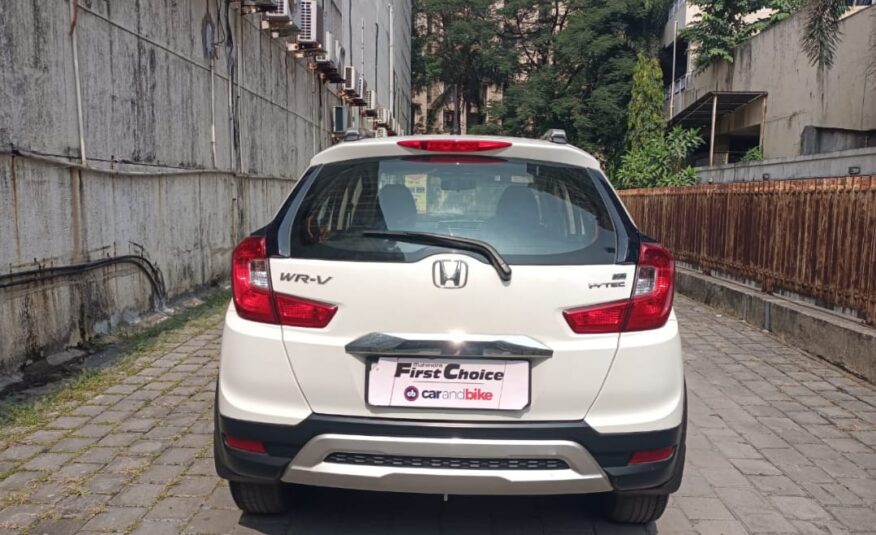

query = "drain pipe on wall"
[69,0,87,165]
[388,2,394,121]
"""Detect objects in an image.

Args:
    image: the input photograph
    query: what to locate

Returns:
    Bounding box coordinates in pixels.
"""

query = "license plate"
[366,357,530,410]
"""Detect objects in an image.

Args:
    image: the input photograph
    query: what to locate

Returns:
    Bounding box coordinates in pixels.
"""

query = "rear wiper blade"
[362,230,512,282]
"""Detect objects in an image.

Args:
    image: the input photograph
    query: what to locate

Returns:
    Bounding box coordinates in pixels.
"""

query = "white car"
[214,133,685,524]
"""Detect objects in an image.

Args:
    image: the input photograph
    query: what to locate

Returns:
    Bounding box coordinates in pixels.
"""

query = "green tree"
[415,0,514,131]
[615,127,704,189]
[682,0,771,71]
[800,0,849,69]
[625,54,666,149]
[484,0,671,164]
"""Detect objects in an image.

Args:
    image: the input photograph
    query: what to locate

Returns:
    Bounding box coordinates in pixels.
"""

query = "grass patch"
[0,289,230,443]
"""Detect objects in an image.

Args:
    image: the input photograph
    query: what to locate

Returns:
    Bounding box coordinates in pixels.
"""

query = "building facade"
[0,0,412,370]
[660,1,875,166]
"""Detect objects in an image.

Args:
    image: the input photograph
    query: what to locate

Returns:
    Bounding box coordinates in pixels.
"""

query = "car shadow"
[236,487,658,534]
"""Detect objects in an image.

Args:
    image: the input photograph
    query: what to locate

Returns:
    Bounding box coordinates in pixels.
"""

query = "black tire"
[605,493,668,524]
[229,481,292,514]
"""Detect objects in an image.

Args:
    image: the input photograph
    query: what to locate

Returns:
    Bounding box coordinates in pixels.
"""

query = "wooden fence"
[618,176,876,325]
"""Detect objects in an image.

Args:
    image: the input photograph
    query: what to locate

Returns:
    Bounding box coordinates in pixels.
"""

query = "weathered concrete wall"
[0,0,412,370]
[670,6,876,160]
[677,268,876,384]
[697,146,876,183]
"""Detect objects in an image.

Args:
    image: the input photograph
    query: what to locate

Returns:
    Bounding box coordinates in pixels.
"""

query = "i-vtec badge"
[433,260,468,289]
[279,273,333,285]
[589,273,626,289]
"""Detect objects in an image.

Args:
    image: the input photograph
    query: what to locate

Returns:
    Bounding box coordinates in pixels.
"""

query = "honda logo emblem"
[433,260,468,289]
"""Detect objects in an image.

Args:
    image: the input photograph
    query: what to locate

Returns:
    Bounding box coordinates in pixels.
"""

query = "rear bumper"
[215,408,685,496]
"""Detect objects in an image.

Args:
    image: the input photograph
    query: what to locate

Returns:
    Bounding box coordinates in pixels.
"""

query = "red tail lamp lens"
[563,243,675,334]
[231,236,277,324]
[275,294,338,328]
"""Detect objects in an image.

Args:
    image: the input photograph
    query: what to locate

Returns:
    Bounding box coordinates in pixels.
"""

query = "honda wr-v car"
[214,133,686,524]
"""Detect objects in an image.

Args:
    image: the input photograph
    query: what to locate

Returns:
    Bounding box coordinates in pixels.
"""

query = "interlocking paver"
[1,296,875,533]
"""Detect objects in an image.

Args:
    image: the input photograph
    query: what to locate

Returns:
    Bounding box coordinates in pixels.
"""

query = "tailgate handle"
[345,332,553,359]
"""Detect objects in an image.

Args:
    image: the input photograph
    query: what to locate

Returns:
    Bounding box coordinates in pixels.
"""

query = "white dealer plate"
[367,357,530,410]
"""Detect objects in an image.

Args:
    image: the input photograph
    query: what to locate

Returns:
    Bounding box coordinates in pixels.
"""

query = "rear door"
[270,150,635,421]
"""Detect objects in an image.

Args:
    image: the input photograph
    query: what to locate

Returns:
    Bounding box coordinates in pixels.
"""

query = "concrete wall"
[697,146,876,183]
[0,0,411,371]
[669,6,876,160]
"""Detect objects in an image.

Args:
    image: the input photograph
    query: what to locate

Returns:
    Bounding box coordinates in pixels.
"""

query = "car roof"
[309,135,602,170]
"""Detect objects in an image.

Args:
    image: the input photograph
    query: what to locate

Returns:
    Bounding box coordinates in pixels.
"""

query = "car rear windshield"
[286,156,617,265]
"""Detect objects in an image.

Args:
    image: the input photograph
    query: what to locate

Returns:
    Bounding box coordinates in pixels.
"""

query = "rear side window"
[286,156,617,265]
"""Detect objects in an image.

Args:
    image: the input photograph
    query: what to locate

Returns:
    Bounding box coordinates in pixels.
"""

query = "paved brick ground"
[1,295,875,534]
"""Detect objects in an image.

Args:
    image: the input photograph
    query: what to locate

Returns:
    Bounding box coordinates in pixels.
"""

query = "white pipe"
[238,8,245,173]
[210,55,217,168]
[69,0,87,165]
[669,19,678,119]
[389,2,394,119]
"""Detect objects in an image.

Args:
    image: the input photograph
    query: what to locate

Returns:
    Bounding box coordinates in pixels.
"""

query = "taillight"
[563,242,674,334]
[625,243,675,331]
[397,139,512,152]
[563,300,629,334]
[276,294,337,328]
[231,236,277,324]
[231,236,337,328]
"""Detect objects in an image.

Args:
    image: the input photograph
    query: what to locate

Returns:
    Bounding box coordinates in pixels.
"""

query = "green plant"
[740,146,764,162]
[615,127,704,189]
[682,0,771,71]
[626,54,667,149]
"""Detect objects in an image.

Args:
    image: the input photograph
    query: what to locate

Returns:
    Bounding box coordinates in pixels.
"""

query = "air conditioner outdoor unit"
[332,106,349,134]
[295,0,324,47]
[264,0,293,22]
[343,66,358,94]
[376,107,389,126]
[353,75,367,105]
[327,42,346,82]
[375,127,388,138]
[240,0,278,13]
[364,90,378,115]
[316,32,336,67]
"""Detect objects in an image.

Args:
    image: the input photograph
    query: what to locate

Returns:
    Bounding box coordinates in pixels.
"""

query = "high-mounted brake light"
[397,139,512,152]
[563,243,675,334]
[231,236,337,328]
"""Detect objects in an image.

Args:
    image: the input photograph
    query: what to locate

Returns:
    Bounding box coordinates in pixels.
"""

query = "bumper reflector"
[224,435,267,455]
[629,446,675,465]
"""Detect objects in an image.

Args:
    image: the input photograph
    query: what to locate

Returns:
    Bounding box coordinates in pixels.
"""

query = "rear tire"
[229,481,292,514]
[605,493,668,524]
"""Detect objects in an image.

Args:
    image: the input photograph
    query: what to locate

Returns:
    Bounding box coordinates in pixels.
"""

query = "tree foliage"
[413,0,673,166]
[413,0,515,131]
[626,54,666,149]
[615,127,704,189]
[615,51,703,189]
[682,0,862,72]
[800,0,847,69]
[682,0,772,71]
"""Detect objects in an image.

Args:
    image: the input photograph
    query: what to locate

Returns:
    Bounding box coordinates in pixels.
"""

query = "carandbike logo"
[416,387,494,401]
[403,386,419,401]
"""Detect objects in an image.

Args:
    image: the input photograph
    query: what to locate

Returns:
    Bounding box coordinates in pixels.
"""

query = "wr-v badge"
[433,260,468,289]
